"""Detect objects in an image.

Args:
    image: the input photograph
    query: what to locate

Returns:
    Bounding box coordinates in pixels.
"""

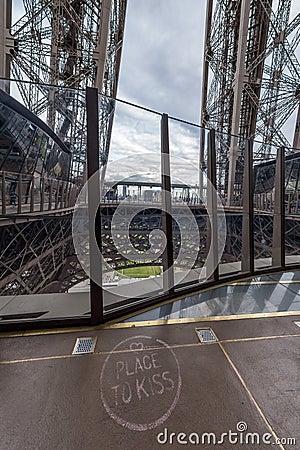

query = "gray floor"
[0,314,299,449]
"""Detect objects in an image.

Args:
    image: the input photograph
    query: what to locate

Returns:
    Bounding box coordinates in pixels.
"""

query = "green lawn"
[118,266,161,278]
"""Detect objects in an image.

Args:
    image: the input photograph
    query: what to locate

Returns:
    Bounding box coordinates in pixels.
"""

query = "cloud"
[108,0,205,174]
[118,0,205,124]
[108,100,202,174]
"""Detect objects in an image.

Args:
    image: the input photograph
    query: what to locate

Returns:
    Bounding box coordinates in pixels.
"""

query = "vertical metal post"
[199,0,213,201]
[60,181,66,209]
[64,182,68,207]
[199,127,206,200]
[30,175,34,212]
[161,113,174,294]
[40,177,45,211]
[55,180,60,210]
[67,182,72,207]
[0,0,13,92]
[86,86,103,324]
[227,0,251,206]
[48,178,53,210]
[69,185,74,206]
[17,173,22,214]
[241,139,254,273]
[63,181,68,208]
[272,147,285,268]
[292,102,300,149]
[2,172,6,215]
[93,0,112,90]
[206,129,219,281]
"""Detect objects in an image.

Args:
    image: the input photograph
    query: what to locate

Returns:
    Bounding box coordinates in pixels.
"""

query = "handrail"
[0,171,78,215]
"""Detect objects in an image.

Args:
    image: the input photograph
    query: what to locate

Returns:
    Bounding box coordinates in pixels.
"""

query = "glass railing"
[285,154,300,266]
[0,79,88,325]
[1,79,300,328]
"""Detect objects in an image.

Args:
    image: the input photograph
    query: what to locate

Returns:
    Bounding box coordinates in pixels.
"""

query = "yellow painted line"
[1,310,300,338]
[221,333,300,344]
[106,310,300,329]
[232,280,300,285]
[1,333,299,365]
[217,341,286,450]
[0,325,104,339]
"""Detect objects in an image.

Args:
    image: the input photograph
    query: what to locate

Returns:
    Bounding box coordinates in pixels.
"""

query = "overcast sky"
[118,0,204,123]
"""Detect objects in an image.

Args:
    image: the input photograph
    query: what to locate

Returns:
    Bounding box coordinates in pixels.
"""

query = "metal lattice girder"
[5,0,127,180]
[1,205,300,295]
[0,214,85,295]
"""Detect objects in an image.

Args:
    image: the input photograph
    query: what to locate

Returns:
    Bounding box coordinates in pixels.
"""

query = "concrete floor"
[0,314,299,449]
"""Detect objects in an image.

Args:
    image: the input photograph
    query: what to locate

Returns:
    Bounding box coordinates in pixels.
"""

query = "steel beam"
[8,1,127,180]
[227,0,251,206]
[200,0,213,130]
[241,139,254,273]
[199,0,213,200]
[206,129,219,281]
[272,146,285,268]
[86,86,103,324]
[292,102,300,150]
[161,113,174,294]
[94,0,112,91]
[0,0,13,91]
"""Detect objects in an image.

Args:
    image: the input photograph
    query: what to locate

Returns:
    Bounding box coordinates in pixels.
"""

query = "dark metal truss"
[8,0,127,180]
[1,206,300,295]
[0,214,84,295]
[201,0,300,199]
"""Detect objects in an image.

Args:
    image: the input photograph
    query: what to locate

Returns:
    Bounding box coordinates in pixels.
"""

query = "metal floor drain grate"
[72,337,97,355]
[294,321,300,328]
[196,328,218,343]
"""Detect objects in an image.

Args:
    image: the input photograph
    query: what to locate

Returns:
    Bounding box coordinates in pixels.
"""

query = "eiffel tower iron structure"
[0,0,127,295]
[200,0,300,204]
[0,0,127,180]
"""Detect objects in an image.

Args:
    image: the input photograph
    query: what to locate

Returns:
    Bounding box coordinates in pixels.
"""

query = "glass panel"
[169,119,208,289]
[0,80,87,324]
[215,131,245,277]
[2,78,300,327]
[91,97,163,313]
[219,214,243,276]
[253,142,277,270]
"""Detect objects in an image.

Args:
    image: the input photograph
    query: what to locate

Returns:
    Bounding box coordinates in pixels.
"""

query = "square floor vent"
[196,328,218,343]
[72,337,97,355]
